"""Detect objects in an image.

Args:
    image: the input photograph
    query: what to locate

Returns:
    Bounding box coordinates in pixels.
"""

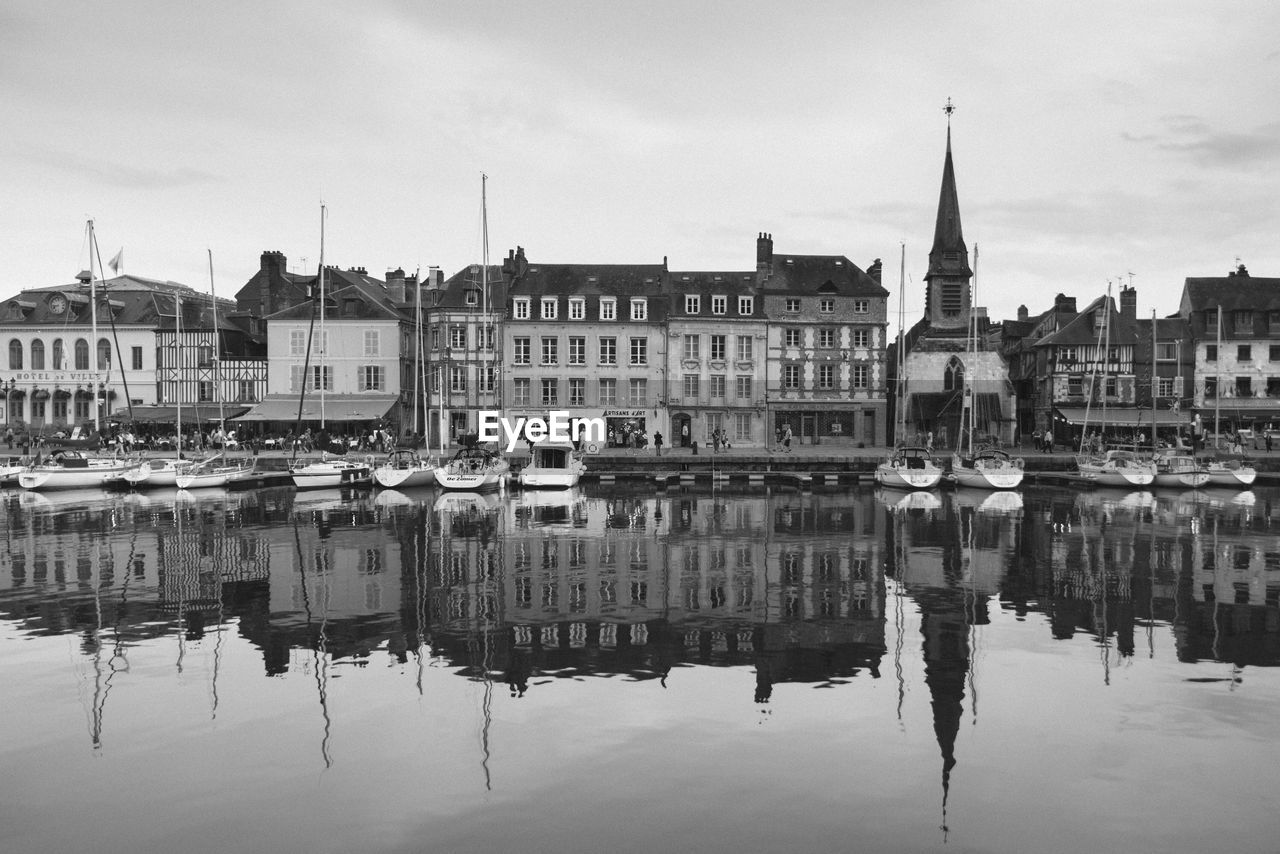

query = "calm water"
[2,481,1279,854]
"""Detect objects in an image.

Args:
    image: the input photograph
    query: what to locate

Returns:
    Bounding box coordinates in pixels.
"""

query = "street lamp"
[0,378,15,430]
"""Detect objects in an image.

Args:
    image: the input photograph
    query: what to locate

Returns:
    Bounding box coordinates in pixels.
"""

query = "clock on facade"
[49,294,67,315]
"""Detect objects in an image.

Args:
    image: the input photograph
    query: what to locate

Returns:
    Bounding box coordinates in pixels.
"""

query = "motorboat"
[1152,453,1210,489]
[874,446,943,490]
[433,446,509,492]
[950,447,1024,490]
[1074,449,1156,488]
[0,461,23,487]
[517,442,584,489]
[290,454,373,490]
[372,449,437,489]
[18,449,151,491]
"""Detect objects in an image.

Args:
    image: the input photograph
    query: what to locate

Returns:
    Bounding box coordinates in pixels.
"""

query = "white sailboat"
[20,221,149,491]
[289,204,372,491]
[950,245,1023,490]
[434,175,508,492]
[1074,286,1155,487]
[1202,306,1257,487]
[876,243,943,490]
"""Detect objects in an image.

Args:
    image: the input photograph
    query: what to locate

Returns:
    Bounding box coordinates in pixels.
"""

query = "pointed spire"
[926,115,971,282]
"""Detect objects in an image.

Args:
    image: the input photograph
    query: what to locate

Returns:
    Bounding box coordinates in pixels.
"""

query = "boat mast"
[966,244,978,457]
[896,242,906,445]
[1100,283,1112,448]
[414,266,423,437]
[481,173,489,442]
[175,292,182,458]
[208,250,226,436]
[318,204,326,430]
[1214,306,1222,449]
[88,220,101,434]
[1150,309,1157,450]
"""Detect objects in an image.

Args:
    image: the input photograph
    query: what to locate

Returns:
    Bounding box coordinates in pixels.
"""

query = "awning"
[1054,406,1187,427]
[114,404,252,424]
[233,394,398,422]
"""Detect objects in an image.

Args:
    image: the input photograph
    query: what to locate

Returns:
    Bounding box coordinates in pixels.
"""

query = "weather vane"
[943,97,955,125]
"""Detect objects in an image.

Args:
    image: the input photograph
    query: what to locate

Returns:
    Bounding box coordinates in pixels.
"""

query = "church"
[890,109,1017,450]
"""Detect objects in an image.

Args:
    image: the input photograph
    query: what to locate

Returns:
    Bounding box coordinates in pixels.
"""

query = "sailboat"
[875,243,943,490]
[289,204,373,490]
[949,246,1023,490]
[434,175,508,492]
[177,251,257,489]
[20,220,150,491]
[1073,287,1155,488]
[1200,306,1257,487]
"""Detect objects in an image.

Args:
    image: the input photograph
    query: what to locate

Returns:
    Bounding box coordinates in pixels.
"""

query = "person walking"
[654,431,664,457]
[926,430,934,453]
[712,429,722,453]
[782,423,793,453]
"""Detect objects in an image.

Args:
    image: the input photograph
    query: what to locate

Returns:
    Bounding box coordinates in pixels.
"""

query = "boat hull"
[372,463,436,489]
[518,471,581,489]
[20,460,149,491]
[874,463,943,490]
[290,460,372,490]
[434,470,503,492]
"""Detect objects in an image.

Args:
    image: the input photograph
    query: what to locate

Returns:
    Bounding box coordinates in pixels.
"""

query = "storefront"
[772,404,883,446]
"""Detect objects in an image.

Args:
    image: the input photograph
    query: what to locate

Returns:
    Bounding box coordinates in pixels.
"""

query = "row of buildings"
[1,125,1278,449]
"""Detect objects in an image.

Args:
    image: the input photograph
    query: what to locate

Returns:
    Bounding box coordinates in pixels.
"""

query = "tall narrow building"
[923,125,973,330]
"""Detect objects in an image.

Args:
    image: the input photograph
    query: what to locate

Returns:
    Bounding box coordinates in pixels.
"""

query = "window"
[7,339,21,370]
[1204,376,1217,398]
[480,367,496,393]
[568,336,586,365]
[52,339,65,370]
[853,329,869,348]
[74,397,90,421]
[783,365,800,389]
[513,298,531,320]
[1206,344,1218,362]
[683,375,700,399]
[1238,345,1252,362]
[736,336,752,361]
[131,346,142,370]
[630,298,647,320]
[465,288,479,306]
[290,330,306,356]
[712,295,726,315]
[31,339,44,370]
[364,330,380,356]
[630,337,647,365]
[1155,342,1177,360]
[513,378,531,406]
[541,297,558,320]
[683,334,700,360]
[513,337,531,365]
[1235,376,1253,397]
[310,365,333,391]
[685,295,700,314]
[569,297,585,320]
[707,334,724,361]
[819,328,836,348]
[785,298,801,313]
[944,357,964,392]
[1068,376,1083,396]
[736,376,752,400]
[1268,377,1280,397]
[785,328,801,348]
[359,366,385,391]
[738,296,754,315]
[1271,345,1280,361]
[197,344,213,368]
[599,337,617,365]
[450,325,466,349]
[1060,347,1078,364]
[541,378,558,406]
[569,378,585,406]
[1270,311,1280,334]
[600,297,616,320]
[820,298,835,314]
[450,365,467,393]
[1157,377,1174,397]
[1205,307,1218,328]
[734,413,752,442]
[854,299,869,313]
[541,337,558,365]
[1105,377,1117,397]
[1233,310,1253,333]
[53,398,67,420]
[238,380,256,401]
[599,378,617,405]
[74,338,89,369]
[481,325,495,351]
[628,378,647,406]
[706,413,724,442]
[852,365,868,388]
[1107,346,1119,361]
[430,326,440,351]
[818,364,835,389]
[710,375,726,398]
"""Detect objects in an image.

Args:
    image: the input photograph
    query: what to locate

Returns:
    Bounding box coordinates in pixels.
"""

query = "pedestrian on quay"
[783,423,793,453]
[654,431,664,457]
[713,429,722,453]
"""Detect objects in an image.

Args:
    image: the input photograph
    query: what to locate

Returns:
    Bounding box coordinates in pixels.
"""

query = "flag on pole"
[109,248,123,274]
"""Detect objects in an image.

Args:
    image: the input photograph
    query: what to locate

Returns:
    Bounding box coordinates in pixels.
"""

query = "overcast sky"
[3,1,1278,325]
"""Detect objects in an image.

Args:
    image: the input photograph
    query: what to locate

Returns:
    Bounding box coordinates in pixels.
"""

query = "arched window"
[52,339,65,370]
[74,338,89,370]
[31,339,45,370]
[8,339,21,370]
[944,356,965,392]
[97,338,112,370]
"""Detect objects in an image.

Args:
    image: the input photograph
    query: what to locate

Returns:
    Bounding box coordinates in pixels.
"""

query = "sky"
[3,1,1279,326]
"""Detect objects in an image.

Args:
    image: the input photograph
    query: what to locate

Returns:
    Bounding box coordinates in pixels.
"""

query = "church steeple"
[923,99,973,330]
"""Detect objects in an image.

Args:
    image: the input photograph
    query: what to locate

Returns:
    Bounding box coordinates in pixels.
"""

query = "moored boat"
[175,457,257,489]
[19,450,150,491]
[874,446,944,490]
[950,448,1024,489]
[517,442,584,489]
[1202,456,1257,487]
[433,446,508,492]
[1075,449,1156,488]
[372,449,437,489]
[290,454,373,490]
[1153,453,1210,489]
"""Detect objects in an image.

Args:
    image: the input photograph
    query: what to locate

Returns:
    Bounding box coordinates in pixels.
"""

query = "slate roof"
[1034,295,1140,348]
[432,264,507,311]
[758,253,887,297]
[506,258,670,320]
[1179,274,1280,337]
[266,267,412,322]
[0,274,230,328]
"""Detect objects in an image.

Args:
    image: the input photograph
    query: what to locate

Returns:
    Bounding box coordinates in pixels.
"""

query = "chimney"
[866,258,882,283]
[503,249,516,276]
[1017,304,1028,322]
[1054,293,1077,314]
[260,250,286,273]
[386,267,406,303]
[259,250,287,317]
[1120,286,1137,321]
[756,232,773,268]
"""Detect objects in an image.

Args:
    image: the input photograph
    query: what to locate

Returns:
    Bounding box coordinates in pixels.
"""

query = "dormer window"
[541,297,558,320]
[569,297,585,320]
[685,295,700,314]
[600,297,616,321]
[513,297,530,320]
[738,296,754,315]
[465,289,479,306]
[630,298,647,321]
[711,295,726,315]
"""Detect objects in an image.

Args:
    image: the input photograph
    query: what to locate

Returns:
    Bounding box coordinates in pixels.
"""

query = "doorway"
[673,412,692,447]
